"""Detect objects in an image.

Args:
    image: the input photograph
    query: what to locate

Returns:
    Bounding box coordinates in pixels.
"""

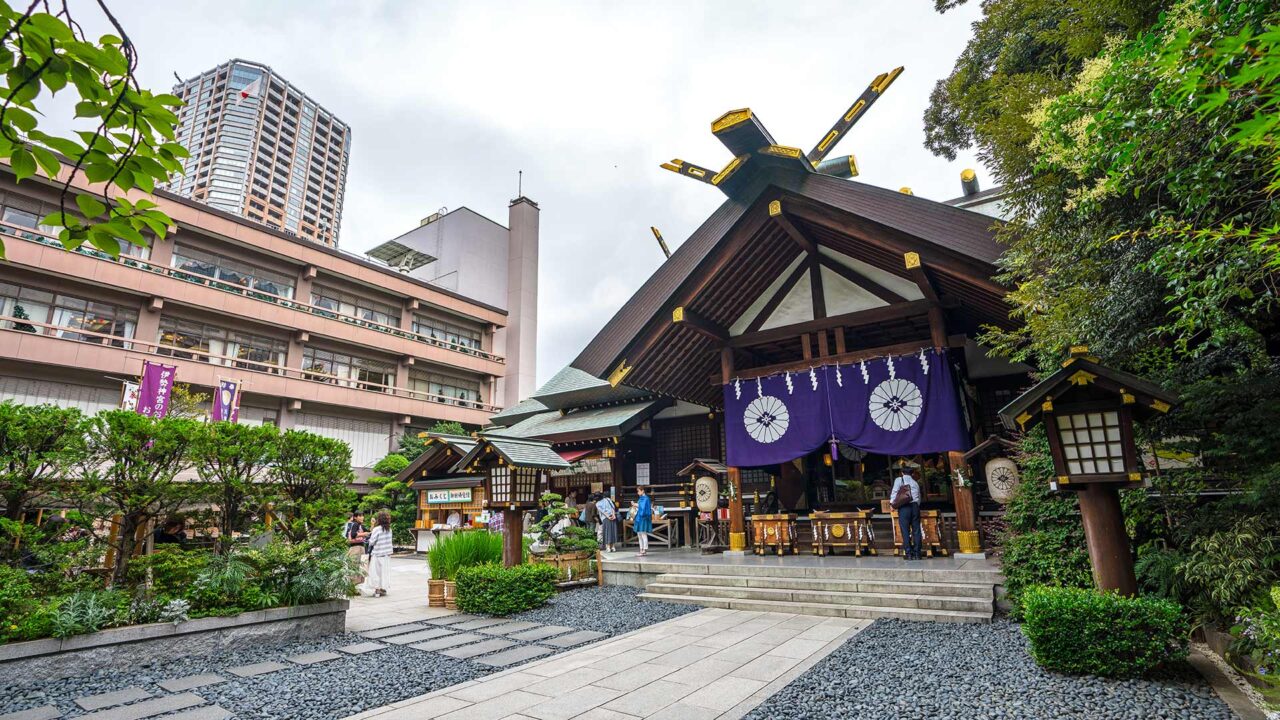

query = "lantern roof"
[998,349,1179,433]
[676,458,729,478]
[457,434,571,471]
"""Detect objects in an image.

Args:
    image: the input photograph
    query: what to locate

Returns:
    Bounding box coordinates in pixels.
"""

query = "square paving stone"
[79,693,204,720]
[441,638,515,659]
[541,629,608,648]
[476,645,553,667]
[287,650,342,665]
[162,708,231,720]
[382,627,456,645]
[478,621,540,635]
[410,632,484,651]
[157,674,226,693]
[361,623,428,638]
[75,687,150,711]
[227,660,290,678]
[425,613,480,626]
[452,617,512,631]
[0,706,61,720]
[337,641,385,655]
[508,625,575,641]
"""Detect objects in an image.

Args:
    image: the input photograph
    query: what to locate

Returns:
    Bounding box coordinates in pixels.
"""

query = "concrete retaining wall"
[0,599,348,685]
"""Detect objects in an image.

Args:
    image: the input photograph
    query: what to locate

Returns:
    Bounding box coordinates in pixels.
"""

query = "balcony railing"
[2,222,505,364]
[0,314,501,413]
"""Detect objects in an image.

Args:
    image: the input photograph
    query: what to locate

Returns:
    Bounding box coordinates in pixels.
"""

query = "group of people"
[573,487,654,556]
[343,510,395,596]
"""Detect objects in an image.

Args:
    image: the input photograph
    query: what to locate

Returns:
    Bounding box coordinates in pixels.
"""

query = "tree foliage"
[0,402,85,521]
[360,452,414,544]
[269,430,354,544]
[0,0,185,259]
[190,422,280,553]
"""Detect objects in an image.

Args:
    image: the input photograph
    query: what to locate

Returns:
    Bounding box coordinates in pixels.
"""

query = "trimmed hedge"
[455,562,557,616]
[1021,585,1189,677]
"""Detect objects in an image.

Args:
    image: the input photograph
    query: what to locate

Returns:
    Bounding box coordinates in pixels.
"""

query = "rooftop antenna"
[650,227,671,259]
[517,170,523,198]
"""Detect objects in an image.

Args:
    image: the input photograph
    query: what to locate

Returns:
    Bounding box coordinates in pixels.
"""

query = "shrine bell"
[998,346,1178,595]
[456,435,569,567]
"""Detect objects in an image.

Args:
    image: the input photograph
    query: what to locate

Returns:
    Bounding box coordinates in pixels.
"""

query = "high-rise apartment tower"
[164,59,351,247]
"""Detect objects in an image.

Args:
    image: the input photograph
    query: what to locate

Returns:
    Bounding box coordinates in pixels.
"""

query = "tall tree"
[0,402,85,521]
[0,0,184,259]
[190,421,280,553]
[269,430,354,544]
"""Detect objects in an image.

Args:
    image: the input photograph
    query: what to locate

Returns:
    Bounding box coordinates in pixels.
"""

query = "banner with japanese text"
[136,361,176,418]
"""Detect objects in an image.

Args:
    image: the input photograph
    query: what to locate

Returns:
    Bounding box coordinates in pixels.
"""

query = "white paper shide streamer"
[919,348,929,375]
[734,377,741,400]
[809,367,818,391]
[835,364,843,387]
[785,371,794,395]
[756,377,763,398]
[887,356,896,380]
[859,360,869,384]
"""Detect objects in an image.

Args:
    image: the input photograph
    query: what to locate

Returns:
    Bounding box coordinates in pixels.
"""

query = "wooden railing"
[1,222,505,364]
[0,314,502,413]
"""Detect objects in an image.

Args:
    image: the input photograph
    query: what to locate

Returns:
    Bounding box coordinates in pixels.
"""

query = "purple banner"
[137,361,176,418]
[212,378,240,423]
[722,349,969,467]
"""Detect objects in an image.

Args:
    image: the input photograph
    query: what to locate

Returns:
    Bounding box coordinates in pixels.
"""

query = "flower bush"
[1232,586,1280,698]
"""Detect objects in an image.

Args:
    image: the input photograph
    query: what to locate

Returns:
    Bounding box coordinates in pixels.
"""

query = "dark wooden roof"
[571,169,1010,407]
[999,356,1179,432]
[394,433,477,484]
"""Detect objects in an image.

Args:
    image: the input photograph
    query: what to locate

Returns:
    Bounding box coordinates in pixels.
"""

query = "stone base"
[721,550,748,557]
[954,552,987,560]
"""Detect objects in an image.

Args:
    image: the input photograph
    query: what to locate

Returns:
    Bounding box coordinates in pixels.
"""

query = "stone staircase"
[635,564,997,623]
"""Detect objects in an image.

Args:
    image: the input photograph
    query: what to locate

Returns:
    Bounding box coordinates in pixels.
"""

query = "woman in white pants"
[365,511,394,597]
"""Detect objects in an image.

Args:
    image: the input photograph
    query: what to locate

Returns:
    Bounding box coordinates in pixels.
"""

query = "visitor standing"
[583,493,600,542]
[890,467,923,560]
[344,510,368,584]
[596,493,619,553]
[365,511,394,596]
[634,486,653,557]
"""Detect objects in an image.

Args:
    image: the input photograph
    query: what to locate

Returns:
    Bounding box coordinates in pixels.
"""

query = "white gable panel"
[294,412,391,468]
[761,271,814,330]
[818,247,924,300]
[821,266,889,316]
[728,254,804,336]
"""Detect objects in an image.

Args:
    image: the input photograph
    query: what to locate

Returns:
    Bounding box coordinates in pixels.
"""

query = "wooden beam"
[818,255,906,304]
[817,330,830,357]
[835,327,846,354]
[711,337,964,383]
[904,251,941,305]
[768,200,817,254]
[730,298,932,348]
[801,333,812,360]
[745,256,807,333]
[672,305,728,343]
[809,255,826,319]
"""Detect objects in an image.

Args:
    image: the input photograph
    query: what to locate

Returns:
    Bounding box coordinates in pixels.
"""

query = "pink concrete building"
[0,167,511,478]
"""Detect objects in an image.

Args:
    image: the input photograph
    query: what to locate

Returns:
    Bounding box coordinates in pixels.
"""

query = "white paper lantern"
[985,457,1021,504]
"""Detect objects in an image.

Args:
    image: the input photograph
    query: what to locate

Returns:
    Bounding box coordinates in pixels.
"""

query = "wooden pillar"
[722,347,747,553]
[927,306,947,350]
[502,509,523,567]
[1077,484,1137,595]
[949,451,980,554]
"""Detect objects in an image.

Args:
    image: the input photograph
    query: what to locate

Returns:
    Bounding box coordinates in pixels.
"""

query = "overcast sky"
[52,1,986,387]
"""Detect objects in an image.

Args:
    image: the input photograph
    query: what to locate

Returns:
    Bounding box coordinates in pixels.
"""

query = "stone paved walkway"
[345,608,868,720]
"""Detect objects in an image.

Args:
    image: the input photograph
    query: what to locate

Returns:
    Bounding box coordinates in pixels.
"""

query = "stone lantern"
[998,347,1178,595]
[456,435,569,566]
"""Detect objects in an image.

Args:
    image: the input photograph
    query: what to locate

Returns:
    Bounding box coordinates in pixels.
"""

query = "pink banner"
[137,361,176,418]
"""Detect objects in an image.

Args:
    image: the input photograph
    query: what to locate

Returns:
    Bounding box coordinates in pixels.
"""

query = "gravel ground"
[743,619,1235,720]
[511,584,696,634]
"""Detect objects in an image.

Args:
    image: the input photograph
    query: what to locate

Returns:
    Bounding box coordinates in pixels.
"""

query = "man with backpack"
[343,510,369,583]
[891,466,923,560]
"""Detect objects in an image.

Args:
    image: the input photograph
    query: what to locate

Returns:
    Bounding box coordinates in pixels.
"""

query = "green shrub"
[51,590,129,638]
[1231,586,1280,693]
[242,542,355,606]
[1178,517,1280,624]
[428,530,503,581]
[126,547,209,597]
[455,562,557,616]
[1021,585,1189,677]
[0,565,36,642]
[1002,528,1092,618]
[529,492,598,555]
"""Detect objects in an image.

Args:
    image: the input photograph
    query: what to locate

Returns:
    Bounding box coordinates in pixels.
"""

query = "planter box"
[0,599,348,685]
[532,551,594,583]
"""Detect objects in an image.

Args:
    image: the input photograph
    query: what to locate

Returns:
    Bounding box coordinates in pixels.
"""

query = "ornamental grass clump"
[1021,585,1189,678]
[454,562,557,616]
[428,530,503,581]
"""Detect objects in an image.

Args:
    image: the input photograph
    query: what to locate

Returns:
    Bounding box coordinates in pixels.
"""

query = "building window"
[171,245,295,299]
[157,316,287,372]
[310,286,399,328]
[412,313,482,351]
[301,346,395,391]
[0,281,136,347]
[408,370,483,406]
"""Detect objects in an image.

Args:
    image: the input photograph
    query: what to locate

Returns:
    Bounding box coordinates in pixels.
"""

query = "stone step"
[654,572,993,599]
[604,560,1001,585]
[645,582,992,613]
[637,592,992,624]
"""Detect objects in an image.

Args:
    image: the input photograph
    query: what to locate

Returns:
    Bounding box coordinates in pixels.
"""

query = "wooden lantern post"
[457,436,570,568]
[999,347,1178,595]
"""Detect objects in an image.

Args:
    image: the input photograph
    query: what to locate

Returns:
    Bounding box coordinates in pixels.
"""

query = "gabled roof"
[998,355,1179,432]
[393,433,478,484]
[528,366,650,411]
[457,435,570,470]
[676,458,729,478]
[499,399,668,444]
[489,397,551,427]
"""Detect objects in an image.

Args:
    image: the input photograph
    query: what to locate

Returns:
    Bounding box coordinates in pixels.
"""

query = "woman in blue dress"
[634,486,653,557]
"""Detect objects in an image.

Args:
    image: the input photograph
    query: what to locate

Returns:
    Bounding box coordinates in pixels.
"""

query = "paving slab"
[451,618,512,631]
[227,660,290,678]
[162,708,231,720]
[382,627,457,645]
[540,630,608,648]
[477,620,540,635]
[75,687,150,711]
[441,638,516,659]
[0,706,61,720]
[507,625,575,641]
[425,614,481,626]
[337,641,386,655]
[78,693,204,720]
[476,645,553,667]
[288,650,342,665]
[157,674,227,693]
[411,632,484,651]
[361,623,428,639]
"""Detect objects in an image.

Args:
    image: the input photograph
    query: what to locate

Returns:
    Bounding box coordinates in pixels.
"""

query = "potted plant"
[427,531,502,608]
[528,492,599,584]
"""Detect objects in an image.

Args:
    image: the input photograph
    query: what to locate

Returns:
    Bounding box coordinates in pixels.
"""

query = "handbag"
[891,482,914,509]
